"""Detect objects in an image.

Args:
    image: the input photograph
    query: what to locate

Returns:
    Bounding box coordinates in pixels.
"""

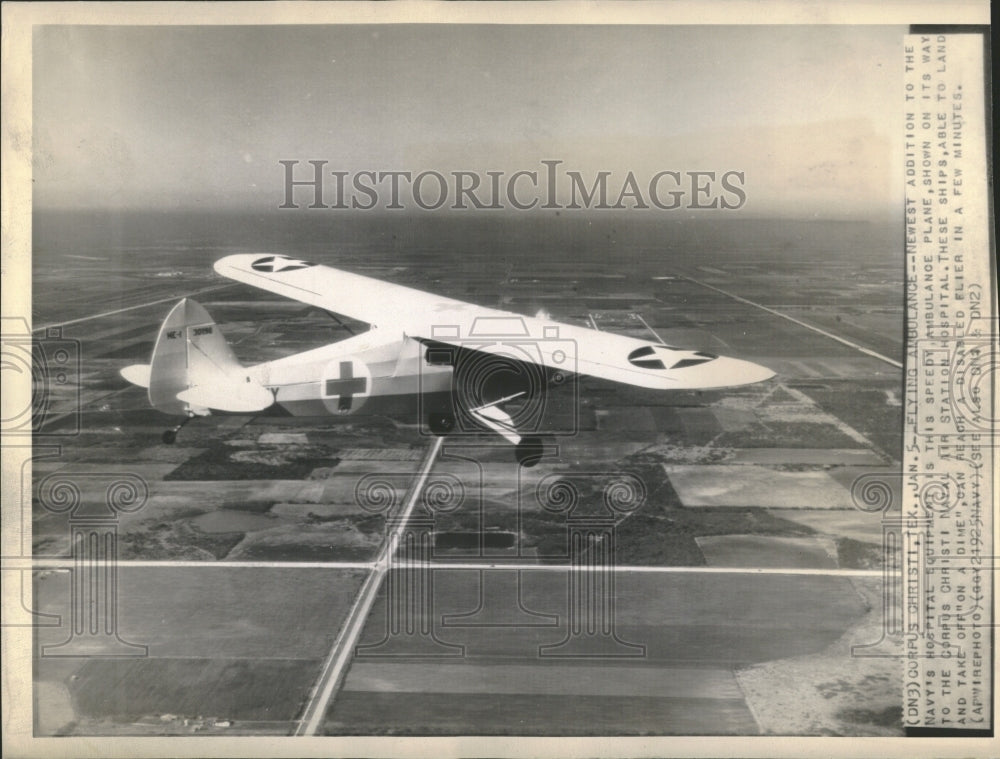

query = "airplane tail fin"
[121,298,273,416]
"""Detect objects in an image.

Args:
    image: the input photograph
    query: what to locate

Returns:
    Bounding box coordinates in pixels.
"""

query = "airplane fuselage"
[246,333,453,417]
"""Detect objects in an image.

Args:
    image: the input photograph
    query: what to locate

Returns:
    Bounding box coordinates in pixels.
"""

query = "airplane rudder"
[147,299,195,415]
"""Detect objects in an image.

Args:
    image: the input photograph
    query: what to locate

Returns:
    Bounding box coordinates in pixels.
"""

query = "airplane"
[120,254,775,466]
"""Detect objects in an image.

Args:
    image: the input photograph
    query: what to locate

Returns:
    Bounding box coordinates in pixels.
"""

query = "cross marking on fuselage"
[325,361,366,411]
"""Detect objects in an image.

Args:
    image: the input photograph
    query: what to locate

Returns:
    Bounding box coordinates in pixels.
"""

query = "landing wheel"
[515,436,545,468]
[427,412,456,436]
[162,415,193,445]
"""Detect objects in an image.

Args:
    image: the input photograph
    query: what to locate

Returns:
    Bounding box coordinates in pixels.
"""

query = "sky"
[33,24,904,219]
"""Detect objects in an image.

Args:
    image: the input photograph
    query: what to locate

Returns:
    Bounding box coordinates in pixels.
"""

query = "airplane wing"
[214,254,454,326]
[214,254,774,390]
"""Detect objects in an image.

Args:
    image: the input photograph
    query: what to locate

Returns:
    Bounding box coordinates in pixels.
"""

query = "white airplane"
[121,254,774,465]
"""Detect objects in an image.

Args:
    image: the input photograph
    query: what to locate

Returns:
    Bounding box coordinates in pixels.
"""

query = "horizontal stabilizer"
[176,381,274,413]
[120,364,152,389]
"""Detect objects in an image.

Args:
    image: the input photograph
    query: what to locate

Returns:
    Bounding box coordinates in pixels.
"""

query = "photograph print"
[2,4,994,755]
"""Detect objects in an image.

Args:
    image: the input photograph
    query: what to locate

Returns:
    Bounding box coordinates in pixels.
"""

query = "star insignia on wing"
[251,255,317,273]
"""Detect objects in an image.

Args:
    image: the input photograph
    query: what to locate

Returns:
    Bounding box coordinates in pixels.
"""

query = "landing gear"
[515,436,545,468]
[427,412,456,436]
[162,416,194,445]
